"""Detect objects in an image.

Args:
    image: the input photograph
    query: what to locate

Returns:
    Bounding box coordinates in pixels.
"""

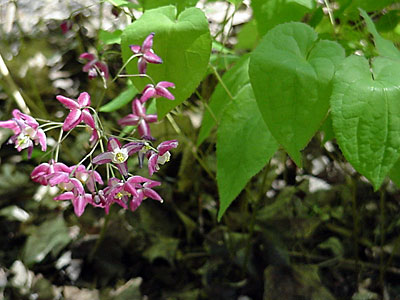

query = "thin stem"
[323,0,336,27]
[117,73,156,86]
[379,186,386,289]
[54,128,63,162]
[195,90,218,124]
[70,140,100,176]
[209,63,233,100]
[89,211,112,261]
[111,53,142,83]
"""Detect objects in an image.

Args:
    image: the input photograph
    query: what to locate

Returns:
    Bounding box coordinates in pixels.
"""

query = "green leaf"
[331,55,400,190]
[99,29,122,45]
[235,19,260,51]
[106,0,139,8]
[197,55,250,146]
[121,6,211,118]
[99,83,138,112]
[217,84,278,220]
[389,159,400,188]
[22,216,71,266]
[251,0,315,37]
[360,8,400,60]
[139,0,198,14]
[249,22,345,165]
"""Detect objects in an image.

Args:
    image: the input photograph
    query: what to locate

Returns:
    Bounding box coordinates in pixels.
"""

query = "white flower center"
[112,148,129,164]
[16,133,31,149]
[157,151,171,165]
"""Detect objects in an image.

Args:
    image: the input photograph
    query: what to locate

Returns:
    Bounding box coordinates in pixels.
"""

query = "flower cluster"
[0,33,178,217]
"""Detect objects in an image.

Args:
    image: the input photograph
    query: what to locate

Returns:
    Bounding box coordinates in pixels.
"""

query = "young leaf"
[251,0,315,36]
[249,22,345,166]
[197,55,250,146]
[99,84,138,112]
[99,29,122,45]
[217,84,278,220]
[331,55,400,190]
[359,8,400,60]
[121,6,211,118]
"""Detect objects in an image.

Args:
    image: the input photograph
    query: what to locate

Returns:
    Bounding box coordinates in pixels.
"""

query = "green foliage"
[99,83,138,112]
[22,217,71,266]
[249,22,345,166]
[121,6,211,118]
[216,84,278,220]
[197,54,250,146]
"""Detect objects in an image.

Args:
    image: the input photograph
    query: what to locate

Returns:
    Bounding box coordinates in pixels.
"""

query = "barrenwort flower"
[56,92,99,143]
[140,81,175,103]
[129,32,163,74]
[0,109,46,158]
[92,137,144,176]
[118,98,157,139]
[79,52,109,80]
[148,140,178,176]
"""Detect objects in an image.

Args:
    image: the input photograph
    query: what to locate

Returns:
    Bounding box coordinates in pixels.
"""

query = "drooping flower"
[72,165,103,193]
[0,109,47,158]
[140,81,175,103]
[56,92,98,143]
[54,192,93,217]
[148,140,178,176]
[118,98,157,139]
[79,52,109,80]
[126,176,163,211]
[31,160,72,185]
[92,137,144,176]
[60,20,72,34]
[129,32,163,74]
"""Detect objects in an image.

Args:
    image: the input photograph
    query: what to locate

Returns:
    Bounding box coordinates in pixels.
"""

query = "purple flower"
[129,32,163,74]
[56,92,98,143]
[126,176,163,211]
[118,98,158,139]
[79,52,109,80]
[31,160,71,185]
[72,165,103,193]
[54,192,93,217]
[92,137,144,176]
[60,20,72,34]
[148,140,178,176]
[140,81,175,103]
[0,109,47,158]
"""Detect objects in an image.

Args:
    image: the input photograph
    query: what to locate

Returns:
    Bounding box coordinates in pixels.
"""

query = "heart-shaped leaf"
[197,55,250,146]
[249,22,345,165]
[331,55,400,190]
[217,84,278,220]
[121,6,211,118]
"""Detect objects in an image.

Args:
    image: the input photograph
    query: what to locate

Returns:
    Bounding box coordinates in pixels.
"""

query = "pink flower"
[126,176,163,211]
[31,160,71,185]
[56,92,98,143]
[80,53,109,80]
[118,98,157,139]
[54,192,93,217]
[140,81,175,103]
[72,165,103,193]
[92,137,144,176]
[0,109,46,158]
[148,140,178,176]
[60,20,72,34]
[129,32,163,74]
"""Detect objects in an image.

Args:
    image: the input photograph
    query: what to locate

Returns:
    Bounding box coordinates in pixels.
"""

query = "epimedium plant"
[1,2,400,222]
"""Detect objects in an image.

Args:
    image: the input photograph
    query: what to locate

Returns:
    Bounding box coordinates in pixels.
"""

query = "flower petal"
[107,137,122,151]
[36,129,47,151]
[79,53,96,61]
[140,85,156,103]
[157,81,175,89]
[77,92,91,107]
[63,109,82,131]
[138,119,151,138]
[143,188,163,202]
[129,45,141,54]
[116,162,128,176]
[157,139,178,156]
[54,191,75,201]
[141,32,155,52]
[95,61,109,79]
[118,114,140,127]
[56,95,79,110]
[143,50,163,64]
[124,142,144,155]
[133,99,146,117]
[137,57,147,74]
[82,109,95,129]
[92,152,113,164]
[130,192,144,212]
[148,153,158,176]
